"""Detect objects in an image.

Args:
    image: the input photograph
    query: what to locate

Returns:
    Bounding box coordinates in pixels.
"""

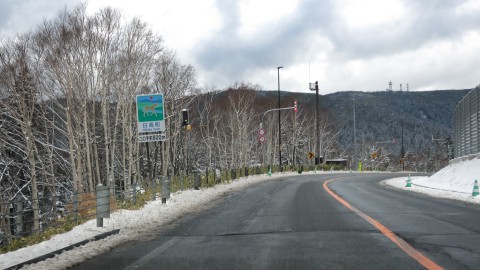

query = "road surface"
[72,173,480,269]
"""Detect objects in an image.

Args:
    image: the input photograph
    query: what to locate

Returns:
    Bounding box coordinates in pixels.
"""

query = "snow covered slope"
[383,157,480,204]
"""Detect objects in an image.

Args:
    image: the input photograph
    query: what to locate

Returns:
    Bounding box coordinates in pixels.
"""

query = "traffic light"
[315,81,319,91]
[181,109,188,127]
[294,100,298,113]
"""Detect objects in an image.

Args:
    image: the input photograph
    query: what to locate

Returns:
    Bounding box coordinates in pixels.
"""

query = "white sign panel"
[138,133,168,143]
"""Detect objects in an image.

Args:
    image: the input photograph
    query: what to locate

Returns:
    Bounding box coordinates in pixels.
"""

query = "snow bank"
[0,172,303,269]
[383,158,480,204]
[3,160,479,269]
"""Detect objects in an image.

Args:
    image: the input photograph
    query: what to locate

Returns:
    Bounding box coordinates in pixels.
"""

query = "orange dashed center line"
[323,179,444,270]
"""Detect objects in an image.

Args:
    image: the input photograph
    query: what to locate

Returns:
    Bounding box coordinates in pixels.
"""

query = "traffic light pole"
[259,107,296,129]
[165,109,191,175]
[259,106,296,168]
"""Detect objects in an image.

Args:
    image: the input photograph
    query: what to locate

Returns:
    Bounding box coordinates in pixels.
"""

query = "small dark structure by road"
[325,159,348,168]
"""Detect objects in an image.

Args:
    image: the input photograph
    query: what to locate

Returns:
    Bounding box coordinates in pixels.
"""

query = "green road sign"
[136,94,165,133]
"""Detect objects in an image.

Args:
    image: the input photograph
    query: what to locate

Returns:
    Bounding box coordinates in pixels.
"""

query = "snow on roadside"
[382,158,480,205]
[0,171,306,270]
[3,160,478,270]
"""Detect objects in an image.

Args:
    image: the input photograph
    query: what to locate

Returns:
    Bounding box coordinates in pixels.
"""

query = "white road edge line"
[123,237,180,270]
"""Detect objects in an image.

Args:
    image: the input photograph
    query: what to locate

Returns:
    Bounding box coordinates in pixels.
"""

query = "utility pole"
[277,66,283,171]
[316,82,320,165]
[353,94,357,170]
[401,120,405,171]
[309,81,320,165]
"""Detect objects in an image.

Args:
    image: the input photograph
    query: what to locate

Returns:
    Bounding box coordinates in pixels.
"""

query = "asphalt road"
[72,173,480,270]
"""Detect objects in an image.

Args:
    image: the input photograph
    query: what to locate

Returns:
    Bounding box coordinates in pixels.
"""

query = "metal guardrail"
[454,86,480,158]
[0,164,335,251]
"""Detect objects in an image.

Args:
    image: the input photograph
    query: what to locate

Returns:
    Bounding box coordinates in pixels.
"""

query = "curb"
[5,229,120,270]
[411,183,470,194]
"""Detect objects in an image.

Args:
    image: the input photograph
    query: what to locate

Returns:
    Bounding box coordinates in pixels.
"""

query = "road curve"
[71,173,480,270]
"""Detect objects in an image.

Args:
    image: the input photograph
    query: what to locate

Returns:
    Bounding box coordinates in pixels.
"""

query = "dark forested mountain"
[252,89,470,158]
[324,90,469,153]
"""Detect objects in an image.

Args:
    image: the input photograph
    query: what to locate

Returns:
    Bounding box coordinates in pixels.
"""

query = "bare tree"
[0,36,42,233]
[153,50,196,176]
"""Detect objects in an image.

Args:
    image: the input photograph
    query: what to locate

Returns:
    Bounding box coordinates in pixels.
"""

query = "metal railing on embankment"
[0,164,342,252]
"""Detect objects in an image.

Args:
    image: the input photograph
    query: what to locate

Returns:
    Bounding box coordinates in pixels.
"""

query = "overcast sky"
[1,0,480,94]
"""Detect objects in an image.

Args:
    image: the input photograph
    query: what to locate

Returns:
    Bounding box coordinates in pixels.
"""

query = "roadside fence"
[0,163,342,252]
[454,86,480,158]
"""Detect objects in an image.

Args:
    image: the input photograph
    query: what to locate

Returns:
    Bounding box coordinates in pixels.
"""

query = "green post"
[405,175,412,187]
[472,179,479,197]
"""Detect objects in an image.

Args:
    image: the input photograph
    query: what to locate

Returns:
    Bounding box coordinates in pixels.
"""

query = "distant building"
[326,159,348,168]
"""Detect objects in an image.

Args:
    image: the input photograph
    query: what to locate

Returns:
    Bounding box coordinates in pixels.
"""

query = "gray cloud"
[326,0,480,60]
[0,2,13,29]
[193,0,480,90]
[193,0,334,84]
[1,0,478,92]
[0,0,81,37]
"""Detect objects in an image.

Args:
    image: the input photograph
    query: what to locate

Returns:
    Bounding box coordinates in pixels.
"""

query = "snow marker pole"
[405,174,412,188]
[472,179,479,197]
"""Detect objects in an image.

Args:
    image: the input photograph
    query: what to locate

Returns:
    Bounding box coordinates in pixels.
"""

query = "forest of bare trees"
[0,5,339,247]
[0,4,198,243]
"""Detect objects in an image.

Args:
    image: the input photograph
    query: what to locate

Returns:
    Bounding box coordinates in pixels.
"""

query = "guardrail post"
[194,173,200,190]
[152,176,157,201]
[205,168,209,186]
[15,196,23,236]
[161,176,171,204]
[132,183,137,206]
[96,184,110,228]
[73,192,79,225]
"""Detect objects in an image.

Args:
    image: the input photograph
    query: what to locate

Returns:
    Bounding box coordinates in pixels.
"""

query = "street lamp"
[277,66,283,171]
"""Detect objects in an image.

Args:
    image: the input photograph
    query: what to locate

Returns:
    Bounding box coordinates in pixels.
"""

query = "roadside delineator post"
[96,184,110,228]
[161,176,171,204]
[472,179,479,197]
[405,175,412,188]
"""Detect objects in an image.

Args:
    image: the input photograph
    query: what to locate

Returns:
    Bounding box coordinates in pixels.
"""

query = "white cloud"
[86,0,221,57]
[337,0,406,29]
[317,30,480,91]
[0,0,81,37]
[238,0,300,38]
[456,0,480,15]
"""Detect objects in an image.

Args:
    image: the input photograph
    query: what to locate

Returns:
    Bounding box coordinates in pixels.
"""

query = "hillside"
[260,89,470,159]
